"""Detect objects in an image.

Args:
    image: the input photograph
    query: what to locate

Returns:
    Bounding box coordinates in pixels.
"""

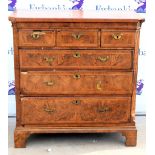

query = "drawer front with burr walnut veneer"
[21,97,131,125]
[9,10,144,148]
[19,49,132,70]
[20,71,132,95]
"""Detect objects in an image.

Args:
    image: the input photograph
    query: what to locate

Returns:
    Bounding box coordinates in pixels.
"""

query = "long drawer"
[20,71,132,95]
[21,97,131,125]
[20,50,132,70]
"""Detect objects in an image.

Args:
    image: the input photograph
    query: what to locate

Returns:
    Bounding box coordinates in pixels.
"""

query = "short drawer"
[19,49,132,70]
[101,31,135,48]
[18,30,55,47]
[21,97,131,125]
[20,71,132,95]
[56,29,99,47]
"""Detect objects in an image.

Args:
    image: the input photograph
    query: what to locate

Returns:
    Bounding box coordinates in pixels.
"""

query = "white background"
[0,0,155,154]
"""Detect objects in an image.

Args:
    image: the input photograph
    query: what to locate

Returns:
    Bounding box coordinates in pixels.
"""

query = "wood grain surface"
[9,10,144,147]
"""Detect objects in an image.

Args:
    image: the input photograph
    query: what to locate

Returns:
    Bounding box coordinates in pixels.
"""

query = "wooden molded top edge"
[9,10,145,23]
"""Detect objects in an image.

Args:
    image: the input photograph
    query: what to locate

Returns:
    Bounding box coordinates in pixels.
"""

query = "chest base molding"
[14,126,137,148]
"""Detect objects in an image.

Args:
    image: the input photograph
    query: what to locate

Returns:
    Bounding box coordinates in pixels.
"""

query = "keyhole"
[73,73,81,79]
[73,52,80,58]
[72,100,81,105]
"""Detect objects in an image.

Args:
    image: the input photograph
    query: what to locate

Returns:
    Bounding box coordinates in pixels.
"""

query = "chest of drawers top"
[9,10,144,23]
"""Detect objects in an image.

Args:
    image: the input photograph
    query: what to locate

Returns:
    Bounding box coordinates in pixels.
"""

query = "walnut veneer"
[9,10,144,148]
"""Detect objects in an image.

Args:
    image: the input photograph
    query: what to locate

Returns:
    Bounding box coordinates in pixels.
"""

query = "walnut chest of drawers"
[9,10,144,148]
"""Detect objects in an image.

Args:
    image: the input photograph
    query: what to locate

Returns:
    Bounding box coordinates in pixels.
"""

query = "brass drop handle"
[73,73,81,79]
[97,56,109,62]
[43,56,55,64]
[43,105,55,114]
[72,33,82,40]
[72,100,81,105]
[44,81,55,86]
[112,33,123,40]
[73,52,81,58]
[96,81,102,90]
[98,107,111,113]
[31,31,45,39]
